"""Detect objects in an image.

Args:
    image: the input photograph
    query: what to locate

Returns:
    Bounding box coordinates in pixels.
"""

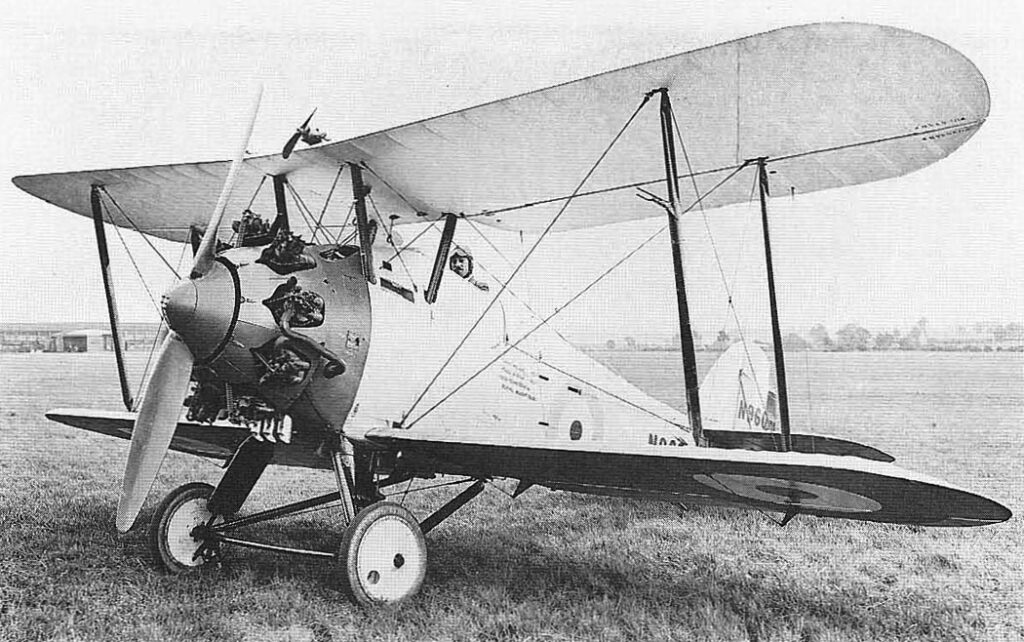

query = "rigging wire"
[313,165,346,239]
[513,345,685,427]
[244,175,268,211]
[367,193,418,289]
[462,120,980,222]
[100,199,164,318]
[383,477,476,498]
[404,160,749,428]
[711,170,761,350]
[328,201,356,246]
[137,319,165,401]
[460,215,574,346]
[466,162,742,220]
[461,214,515,269]
[803,348,815,433]
[669,107,763,400]
[137,239,192,400]
[404,222,665,428]
[283,181,322,243]
[384,219,439,264]
[361,162,422,216]
[403,93,656,422]
[98,187,181,280]
[360,162,446,265]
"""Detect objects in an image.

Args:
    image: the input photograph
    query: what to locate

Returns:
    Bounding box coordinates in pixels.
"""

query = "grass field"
[1,351,1021,641]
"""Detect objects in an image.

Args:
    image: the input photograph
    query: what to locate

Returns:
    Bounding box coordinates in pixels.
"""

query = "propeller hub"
[161,261,239,362]
[162,281,198,330]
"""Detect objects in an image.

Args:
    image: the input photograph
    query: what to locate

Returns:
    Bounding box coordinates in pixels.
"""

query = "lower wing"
[47,408,1010,526]
[45,408,328,469]
[367,431,1010,527]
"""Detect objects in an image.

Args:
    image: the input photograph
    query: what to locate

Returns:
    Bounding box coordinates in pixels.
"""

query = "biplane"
[13,23,1011,607]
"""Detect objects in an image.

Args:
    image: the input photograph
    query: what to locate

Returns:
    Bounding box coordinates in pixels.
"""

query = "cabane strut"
[349,163,376,284]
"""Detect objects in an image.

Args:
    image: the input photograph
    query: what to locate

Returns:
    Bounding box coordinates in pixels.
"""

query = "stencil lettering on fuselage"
[647,433,687,447]
[499,362,537,402]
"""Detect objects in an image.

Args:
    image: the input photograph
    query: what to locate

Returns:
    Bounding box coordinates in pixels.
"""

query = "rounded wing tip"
[11,173,38,194]
[919,488,1012,527]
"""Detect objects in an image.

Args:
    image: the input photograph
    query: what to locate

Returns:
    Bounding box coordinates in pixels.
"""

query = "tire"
[148,482,221,573]
[337,502,427,607]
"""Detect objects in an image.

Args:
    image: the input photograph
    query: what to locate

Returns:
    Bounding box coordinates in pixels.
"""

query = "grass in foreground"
[1,353,1021,641]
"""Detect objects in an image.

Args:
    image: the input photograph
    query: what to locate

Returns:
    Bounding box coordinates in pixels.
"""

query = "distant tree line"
[783,319,1023,352]
[601,319,1024,352]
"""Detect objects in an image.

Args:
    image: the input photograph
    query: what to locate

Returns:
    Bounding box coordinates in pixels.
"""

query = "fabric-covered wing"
[368,433,1010,527]
[14,23,987,240]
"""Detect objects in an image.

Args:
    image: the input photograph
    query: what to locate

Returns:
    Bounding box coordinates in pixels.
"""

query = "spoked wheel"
[337,502,427,607]
[148,482,223,573]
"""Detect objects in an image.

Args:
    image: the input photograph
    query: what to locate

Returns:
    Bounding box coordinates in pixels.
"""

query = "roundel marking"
[694,474,882,513]
[755,485,817,502]
[569,420,583,441]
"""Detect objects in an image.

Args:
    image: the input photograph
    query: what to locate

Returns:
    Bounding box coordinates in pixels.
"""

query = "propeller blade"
[116,331,195,532]
[191,85,264,279]
[282,130,302,159]
[300,107,317,129]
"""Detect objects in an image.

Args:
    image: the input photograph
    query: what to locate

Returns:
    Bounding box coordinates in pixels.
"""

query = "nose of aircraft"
[161,260,238,361]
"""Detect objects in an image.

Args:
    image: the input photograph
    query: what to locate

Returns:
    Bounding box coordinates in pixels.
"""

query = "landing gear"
[337,502,427,607]
[148,482,223,573]
[145,437,485,606]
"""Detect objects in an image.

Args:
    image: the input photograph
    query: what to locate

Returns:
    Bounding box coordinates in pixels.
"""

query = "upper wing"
[367,432,1009,527]
[13,23,987,240]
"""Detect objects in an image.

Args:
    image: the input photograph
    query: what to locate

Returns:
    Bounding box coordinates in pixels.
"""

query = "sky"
[1,0,1021,344]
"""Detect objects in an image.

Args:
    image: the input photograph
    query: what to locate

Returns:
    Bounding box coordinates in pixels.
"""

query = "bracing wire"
[513,345,685,427]
[384,219,438,264]
[361,162,421,215]
[99,188,180,279]
[403,93,657,422]
[244,175,267,211]
[100,199,164,317]
[367,193,417,289]
[404,223,666,428]
[404,160,750,428]
[329,201,356,246]
[284,181,321,243]
[462,214,516,269]
[138,241,191,398]
[460,215,574,346]
[360,162,446,265]
[313,165,345,238]
[669,107,763,400]
[383,477,475,498]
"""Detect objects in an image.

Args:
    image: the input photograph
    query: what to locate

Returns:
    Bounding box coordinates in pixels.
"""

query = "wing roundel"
[14,23,988,239]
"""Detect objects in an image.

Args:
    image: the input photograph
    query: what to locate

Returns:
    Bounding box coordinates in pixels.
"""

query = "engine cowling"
[163,242,371,435]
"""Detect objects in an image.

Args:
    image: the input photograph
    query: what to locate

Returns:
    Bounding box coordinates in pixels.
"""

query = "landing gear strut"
[145,439,485,606]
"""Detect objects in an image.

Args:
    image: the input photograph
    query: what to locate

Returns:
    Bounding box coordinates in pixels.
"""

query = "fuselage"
[166,240,693,463]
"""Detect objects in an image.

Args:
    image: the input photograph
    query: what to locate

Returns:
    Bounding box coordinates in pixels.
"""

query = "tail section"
[700,342,778,432]
[698,343,895,462]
